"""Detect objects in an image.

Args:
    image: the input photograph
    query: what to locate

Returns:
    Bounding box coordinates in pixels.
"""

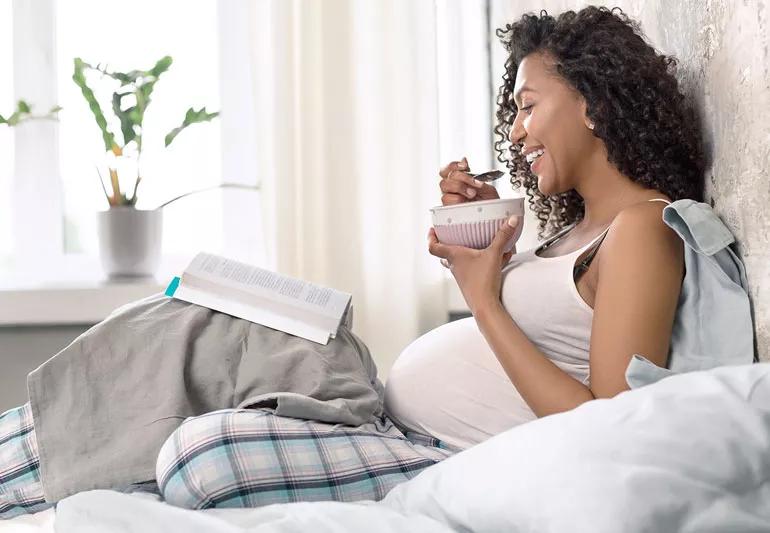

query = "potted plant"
[72,55,221,278]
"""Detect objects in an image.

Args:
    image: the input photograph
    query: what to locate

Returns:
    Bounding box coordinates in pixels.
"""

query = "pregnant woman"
[386,6,704,449]
[2,6,745,518]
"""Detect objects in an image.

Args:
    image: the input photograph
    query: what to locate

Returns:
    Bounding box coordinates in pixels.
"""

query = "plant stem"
[108,168,122,204]
[130,175,142,204]
[155,183,260,210]
[95,167,114,206]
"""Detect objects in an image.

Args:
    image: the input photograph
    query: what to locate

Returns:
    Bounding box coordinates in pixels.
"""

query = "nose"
[508,109,526,147]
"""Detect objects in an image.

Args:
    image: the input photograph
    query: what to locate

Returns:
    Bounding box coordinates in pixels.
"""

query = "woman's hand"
[428,218,519,315]
[439,157,500,205]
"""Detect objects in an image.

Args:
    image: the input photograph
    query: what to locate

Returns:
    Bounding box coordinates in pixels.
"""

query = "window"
[435,0,496,181]
[435,0,514,296]
[0,1,264,285]
[56,0,223,257]
[0,0,13,264]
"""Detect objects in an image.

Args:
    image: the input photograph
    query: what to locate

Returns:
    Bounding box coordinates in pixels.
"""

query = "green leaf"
[148,56,173,78]
[112,91,137,146]
[104,69,141,85]
[102,56,172,88]
[73,57,117,152]
[133,56,173,131]
[123,56,173,151]
[0,100,61,127]
[164,106,219,147]
[70,56,175,155]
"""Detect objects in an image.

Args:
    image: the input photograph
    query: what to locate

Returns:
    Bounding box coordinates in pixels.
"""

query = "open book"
[165,252,353,345]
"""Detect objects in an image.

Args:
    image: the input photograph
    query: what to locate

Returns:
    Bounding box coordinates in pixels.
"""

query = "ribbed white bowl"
[431,197,525,251]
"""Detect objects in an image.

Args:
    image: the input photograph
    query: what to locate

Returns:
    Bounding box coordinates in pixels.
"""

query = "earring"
[588,122,595,130]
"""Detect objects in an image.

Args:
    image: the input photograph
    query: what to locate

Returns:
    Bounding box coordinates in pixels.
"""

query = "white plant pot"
[97,207,163,278]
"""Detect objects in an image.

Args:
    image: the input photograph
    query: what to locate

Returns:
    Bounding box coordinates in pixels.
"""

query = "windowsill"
[0,277,167,326]
[0,254,192,326]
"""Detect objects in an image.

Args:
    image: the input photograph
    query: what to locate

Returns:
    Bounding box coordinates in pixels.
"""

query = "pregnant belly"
[384,317,537,450]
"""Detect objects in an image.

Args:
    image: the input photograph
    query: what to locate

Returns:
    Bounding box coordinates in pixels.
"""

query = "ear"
[571,90,595,133]
[578,97,593,130]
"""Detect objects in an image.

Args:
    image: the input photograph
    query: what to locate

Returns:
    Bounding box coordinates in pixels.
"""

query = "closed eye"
[514,105,533,118]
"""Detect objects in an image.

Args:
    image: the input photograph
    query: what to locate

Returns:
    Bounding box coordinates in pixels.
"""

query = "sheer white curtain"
[227,0,449,376]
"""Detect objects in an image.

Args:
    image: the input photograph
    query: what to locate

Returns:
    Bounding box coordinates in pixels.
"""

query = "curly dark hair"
[494,6,706,239]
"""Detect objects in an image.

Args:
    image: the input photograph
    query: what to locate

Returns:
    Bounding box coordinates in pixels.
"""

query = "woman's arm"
[473,202,684,418]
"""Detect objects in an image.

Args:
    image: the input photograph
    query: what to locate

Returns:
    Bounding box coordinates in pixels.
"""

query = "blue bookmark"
[165,276,181,297]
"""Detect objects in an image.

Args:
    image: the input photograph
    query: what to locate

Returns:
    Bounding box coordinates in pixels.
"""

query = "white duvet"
[3,363,769,533]
[0,491,452,533]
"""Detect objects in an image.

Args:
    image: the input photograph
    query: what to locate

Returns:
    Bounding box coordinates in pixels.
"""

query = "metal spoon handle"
[469,170,505,183]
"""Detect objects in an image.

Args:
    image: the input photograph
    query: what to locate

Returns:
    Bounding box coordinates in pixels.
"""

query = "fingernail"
[507,215,518,227]
[473,179,483,187]
[467,187,476,197]
[458,160,467,170]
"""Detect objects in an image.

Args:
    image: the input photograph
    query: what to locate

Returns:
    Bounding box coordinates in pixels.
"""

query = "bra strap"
[574,229,610,277]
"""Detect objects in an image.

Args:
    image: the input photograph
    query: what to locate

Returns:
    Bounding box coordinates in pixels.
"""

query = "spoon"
[468,170,505,183]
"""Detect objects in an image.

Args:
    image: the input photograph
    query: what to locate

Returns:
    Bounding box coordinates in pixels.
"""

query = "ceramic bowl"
[431,197,525,252]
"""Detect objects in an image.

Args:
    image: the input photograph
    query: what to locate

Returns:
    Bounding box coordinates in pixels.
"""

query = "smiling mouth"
[525,148,545,168]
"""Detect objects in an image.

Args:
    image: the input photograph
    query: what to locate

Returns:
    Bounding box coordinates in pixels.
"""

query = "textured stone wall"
[492,0,770,360]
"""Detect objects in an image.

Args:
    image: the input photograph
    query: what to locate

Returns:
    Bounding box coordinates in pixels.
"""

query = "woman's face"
[508,52,597,196]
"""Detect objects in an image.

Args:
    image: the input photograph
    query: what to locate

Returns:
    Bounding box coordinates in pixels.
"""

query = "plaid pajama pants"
[156,408,456,510]
[1,404,455,519]
[0,403,52,519]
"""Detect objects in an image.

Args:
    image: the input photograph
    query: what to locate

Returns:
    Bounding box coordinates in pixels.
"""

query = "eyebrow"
[514,85,537,105]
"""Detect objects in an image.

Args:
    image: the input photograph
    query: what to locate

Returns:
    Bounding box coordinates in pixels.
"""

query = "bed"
[3,362,769,533]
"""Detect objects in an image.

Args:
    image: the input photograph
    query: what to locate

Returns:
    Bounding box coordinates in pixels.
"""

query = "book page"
[185,253,351,320]
[172,282,333,344]
[180,271,323,330]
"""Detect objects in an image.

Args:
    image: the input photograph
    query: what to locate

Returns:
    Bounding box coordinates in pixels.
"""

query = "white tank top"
[384,198,672,450]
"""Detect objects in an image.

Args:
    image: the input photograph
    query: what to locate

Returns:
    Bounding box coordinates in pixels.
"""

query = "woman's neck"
[574,171,654,232]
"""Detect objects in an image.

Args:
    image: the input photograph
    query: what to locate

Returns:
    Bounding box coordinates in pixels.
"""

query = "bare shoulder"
[599,198,684,279]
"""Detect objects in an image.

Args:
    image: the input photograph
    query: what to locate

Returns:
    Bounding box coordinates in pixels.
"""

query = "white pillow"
[382,363,770,533]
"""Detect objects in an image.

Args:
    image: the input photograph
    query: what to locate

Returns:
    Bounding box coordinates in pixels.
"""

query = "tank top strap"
[583,225,611,248]
[546,222,578,245]
[534,222,578,255]
[574,226,610,267]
